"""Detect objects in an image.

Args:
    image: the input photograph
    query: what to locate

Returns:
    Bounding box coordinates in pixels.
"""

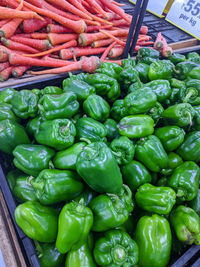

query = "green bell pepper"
[156,177,168,187]
[182,79,200,105]
[135,135,168,172]
[76,117,107,142]
[74,187,97,206]
[188,66,200,79]
[53,142,86,170]
[173,61,199,80]
[121,57,136,68]
[26,116,42,137]
[193,105,200,130]
[188,189,200,216]
[135,183,176,215]
[89,184,134,231]
[41,86,63,95]
[95,62,122,81]
[110,99,128,121]
[121,160,151,191]
[56,200,93,254]
[162,103,195,127]
[31,169,83,205]
[0,103,19,122]
[38,92,79,120]
[13,144,55,176]
[176,131,200,162]
[128,79,143,93]
[83,94,110,122]
[147,102,164,122]
[94,230,139,266]
[0,119,30,154]
[110,136,135,165]
[11,90,38,119]
[155,126,185,152]
[135,214,172,267]
[148,60,174,80]
[118,66,140,90]
[168,161,200,201]
[76,141,123,193]
[0,88,15,104]
[35,242,65,267]
[104,118,119,141]
[160,152,183,176]
[170,205,200,245]
[169,53,186,64]
[136,47,160,65]
[170,78,186,90]
[124,87,157,114]
[15,201,58,242]
[145,80,172,102]
[186,52,200,63]
[117,115,154,138]
[35,119,76,151]
[135,62,150,82]
[63,79,95,102]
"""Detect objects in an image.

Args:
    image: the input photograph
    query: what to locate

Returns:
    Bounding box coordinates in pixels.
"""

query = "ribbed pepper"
[147,102,164,122]
[121,57,136,68]
[76,141,123,193]
[188,66,200,79]
[95,62,122,81]
[135,62,150,82]
[173,61,199,80]
[104,118,120,141]
[26,116,42,137]
[31,169,83,205]
[148,60,174,80]
[118,66,140,90]
[0,103,19,122]
[186,52,200,63]
[179,79,200,105]
[110,99,128,121]
[136,47,159,65]
[160,152,183,176]
[145,80,172,102]
[89,184,134,231]
[41,86,63,95]
[169,53,185,64]
[15,201,58,242]
[135,183,176,215]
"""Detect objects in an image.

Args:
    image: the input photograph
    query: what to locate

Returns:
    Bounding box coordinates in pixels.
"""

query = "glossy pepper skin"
[84,73,120,102]
[147,102,164,122]
[121,57,136,68]
[56,200,93,254]
[170,205,200,245]
[135,183,176,215]
[118,115,154,138]
[169,53,186,64]
[110,136,135,165]
[38,92,79,120]
[13,144,55,176]
[0,103,19,122]
[176,131,200,162]
[135,62,150,82]
[104,118,119,141]
[188,189,200,216]
[41,86,63,95]
[188,66,200,79]
[136,47,159,65]
[26,116,42,137]
[118,66,140,90]
[31,169,83,205]
[94,230,139,266]
[162,103,195,127]
[186,52,200,63]
[83,94,110,122]
[173,61,199,80]
[148,60,174,80]
[0,119,30,154]
[168,161,200,201]
[179,79,200,105]
[74,187,97,206]
[160,152,183,176]
[53,142,86,170]
[35,119,76,151]
[110,99,128,121]
[35,242,65,267]
[135,214,172,267]
[76,117,107,142]
[145,80,172,102]
[15,201,58,242]
[124,87,157,115]
[0,88,15,104]
[155,126,185,152]
[89,184,134,231]
[76,141,123,193]
[170,78,186,89]
[135,135,168,172]
[63,79,95,102]
[11,90,38,119]
[121,160,151,191]
[95,62,122,81]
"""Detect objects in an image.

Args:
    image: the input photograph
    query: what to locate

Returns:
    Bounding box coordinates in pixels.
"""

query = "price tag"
[166,0,200,40]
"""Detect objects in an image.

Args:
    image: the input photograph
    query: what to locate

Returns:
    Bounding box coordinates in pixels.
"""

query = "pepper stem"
[177,188,185,198]
[111,150,122,158]
[80,137,91,144]
[31,180,44,191]
[183,88,197,103]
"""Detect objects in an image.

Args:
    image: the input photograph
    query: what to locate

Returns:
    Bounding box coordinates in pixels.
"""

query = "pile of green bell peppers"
[0,48,200,267]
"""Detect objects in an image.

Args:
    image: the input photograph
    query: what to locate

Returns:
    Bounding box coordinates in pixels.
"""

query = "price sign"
[166,0,200,40]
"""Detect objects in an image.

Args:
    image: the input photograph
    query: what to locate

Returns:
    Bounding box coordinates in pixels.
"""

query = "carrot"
[97,12,120,20]
[112,0,125,6]
[9,53,73,67]
[47,24,73,34]
[31,33,48,39]
[48,33,78,46]
[1,37,40,54]
[0,18,22,38]
[86,24,112,33]
[153,32,163,50]
[22,17,52,33]
[137,41,154,46]
[111,19,130,27]
[0,50,9,62]
[22,39,77,57]
[84,20,101,26]
[0,66,13,81]
[10,36,52,51]
[60,47,106,60]
[15,0,87,34]
[99,30,126,46]
[0,6,43,20]
[92,38,113,48]
[100,41,116,61]
[85,0,108,19]
[161,36,173,57]
[12,33,31,38]
[140,25,148,35]
[108,46,124,58]
[104,59,122,65]
[0,62,10,72]
[0,20,11,28]
[12,65,30,77]
[27,55,101,75]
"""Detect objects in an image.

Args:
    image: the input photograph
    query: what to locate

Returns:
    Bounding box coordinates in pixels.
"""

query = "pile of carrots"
[0,0,153,81]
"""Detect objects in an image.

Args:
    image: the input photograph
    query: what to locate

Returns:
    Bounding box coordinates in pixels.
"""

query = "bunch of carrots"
[0,0,153,81]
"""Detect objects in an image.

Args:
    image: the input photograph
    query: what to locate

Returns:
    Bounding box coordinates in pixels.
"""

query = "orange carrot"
[47,24,73,34]
[0,6,43,20]
[22,39,77,57]
[108,46,124,58]
[112,0,125,6]
[84,20,101,26]
[0,20,11,28]
[12,33,31,38]
[1,38,40,54]
[92,38,113,48]
[48,33,78,46]
[31,33,48,39]
[60,47,106,60]
[100,41,116,61]
[86,24,112,33]
[85,0,108,19]
[0,66,13,81]
[0,62,10,71]
[99,30,126,46]
[140,25,148,35]
[137,41,154,46]
[12,65,30,77]
[10,36,52,51]
[22,17,52,33]
[105,59,122,65]
[111,19,130,27]
[0,50,9,62]
[27,56,101,75]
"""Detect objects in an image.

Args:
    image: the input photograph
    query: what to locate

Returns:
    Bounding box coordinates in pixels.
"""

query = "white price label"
[166,0,200,40]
